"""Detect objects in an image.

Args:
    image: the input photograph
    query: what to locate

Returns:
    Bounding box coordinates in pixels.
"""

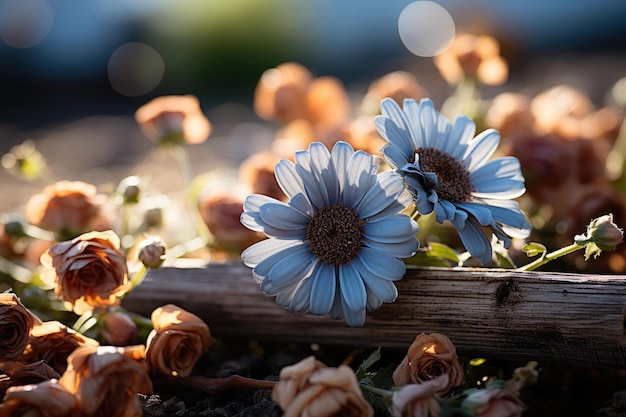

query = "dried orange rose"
[392,333,464,394]
[253,62,313,124]
[433,32,508,86]
[272,356,373,417]
[22,321,98,375]
[40,230,131,315]
[238,151,284,201]
[146,304,211,378]
[59,345,152,417]
[304,76,351,131]
[135,94,212,145]
[0,292,37,360]
[391,374,449,417]
[462,388,526,417]
[0,379,80,417]
[361,71,428,115]
[197,192,264,256]
[24,180,111,241]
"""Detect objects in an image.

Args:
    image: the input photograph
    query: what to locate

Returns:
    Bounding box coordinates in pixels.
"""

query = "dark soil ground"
[138,338,626,417]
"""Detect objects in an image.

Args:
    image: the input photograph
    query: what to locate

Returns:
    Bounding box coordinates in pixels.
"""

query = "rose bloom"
[99,311,139,347]
[197,192,264,257]
[59,345,152,417]
[0,360,61,399]
[21,321,99,375]
[304,76,351,132]
[272,356,373,417]
[40,230,131,315]
[146,304,211,378]
[0,292,37,360]
[433,32,508,86]
[484,92,534,141]
[135,94,212,145]
[393,333,464,394]
[253,62,313,124]
[0,379,81,417]
[391,374,450,417]
[25,180,111,241]
[462,388,526,417]
[360,71,429,116]
[238,151,284,201]
[340,115,387,156]
[530,84,593,138]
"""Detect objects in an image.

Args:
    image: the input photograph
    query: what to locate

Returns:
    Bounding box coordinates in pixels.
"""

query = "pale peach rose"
[39,230,131,315]
[271,119,317,159]
[253,62,313,124]
[238,151,284,201]
[361,71,428,115]
[391,374,449,417]
[59,345,152,417]
[99,311,139,347]
[484,93,534,140]
[392,333,464,394]
[304,76,351,131]
[340,116,387,155]
[197,192,264,255]
[25,181,111,241]
[462,388,526,417]
[135,94,212,145]
[0,292,37,360]
[434,33,508,86]
[146,304,211,378]
[0,360,61,399]
[0,379,81,417]
[272,356,373,417]
[22,321,99,375]
[530,85,593,138]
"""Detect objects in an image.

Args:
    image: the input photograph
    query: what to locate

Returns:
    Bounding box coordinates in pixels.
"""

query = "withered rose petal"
[391,375,449,417]
[0,379,80,417]
[272,355,327,410]
[393,333,464,394]
[0,292,36,360]
[146,304,211,378]
[59,345,151,417]
[22,321,99,375]
[278,364,373,417]
[0,360,61,399]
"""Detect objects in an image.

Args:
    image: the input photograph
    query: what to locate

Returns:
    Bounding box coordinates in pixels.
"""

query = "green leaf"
[522,242,547,258]
[405,242,460,267]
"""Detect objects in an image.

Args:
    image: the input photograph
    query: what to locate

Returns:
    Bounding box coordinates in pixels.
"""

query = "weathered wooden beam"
[122,262,626,369]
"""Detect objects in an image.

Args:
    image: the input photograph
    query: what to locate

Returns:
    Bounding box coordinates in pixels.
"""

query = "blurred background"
[2,0,626,273]
[1,0,625,128]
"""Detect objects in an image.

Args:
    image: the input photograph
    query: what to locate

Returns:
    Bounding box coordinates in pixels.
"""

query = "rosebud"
[117,176,142,205]
[99,310,139,346]
[137,237,167,268]
[575,214,624,259]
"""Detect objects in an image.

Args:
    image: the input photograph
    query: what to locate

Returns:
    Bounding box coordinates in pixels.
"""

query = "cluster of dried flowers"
[0,289,210,417]
[0,28,625,416]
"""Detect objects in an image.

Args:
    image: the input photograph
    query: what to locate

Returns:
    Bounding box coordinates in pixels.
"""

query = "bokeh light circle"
[107,42,165,97]
[398,1,455,57]
[0,0,54,48]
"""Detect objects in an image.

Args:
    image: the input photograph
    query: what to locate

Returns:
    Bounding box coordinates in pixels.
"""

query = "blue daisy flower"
[240,141,419,327]
[375,98,531,265]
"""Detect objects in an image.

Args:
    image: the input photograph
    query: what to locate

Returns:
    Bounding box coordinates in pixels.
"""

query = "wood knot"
[495,279,521,307]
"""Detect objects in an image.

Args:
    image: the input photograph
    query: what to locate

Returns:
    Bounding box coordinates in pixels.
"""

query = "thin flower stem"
[130,264,147,289]
[172,144,215,254]
[360,383,393,399]
[516,242,584,272]
[176,375,277,395]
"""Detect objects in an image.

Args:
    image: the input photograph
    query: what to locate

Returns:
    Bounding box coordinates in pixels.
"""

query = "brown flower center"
[306,205,365,265]
[417,147,473,203]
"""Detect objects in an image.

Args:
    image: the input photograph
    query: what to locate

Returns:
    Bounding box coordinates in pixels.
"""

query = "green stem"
[173,144,215,255]
[130,264,147,289]
[360,383,393,399]
[516,242,584,272]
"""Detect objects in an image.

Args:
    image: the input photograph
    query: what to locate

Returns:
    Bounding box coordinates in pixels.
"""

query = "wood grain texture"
[122,262,626,369]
